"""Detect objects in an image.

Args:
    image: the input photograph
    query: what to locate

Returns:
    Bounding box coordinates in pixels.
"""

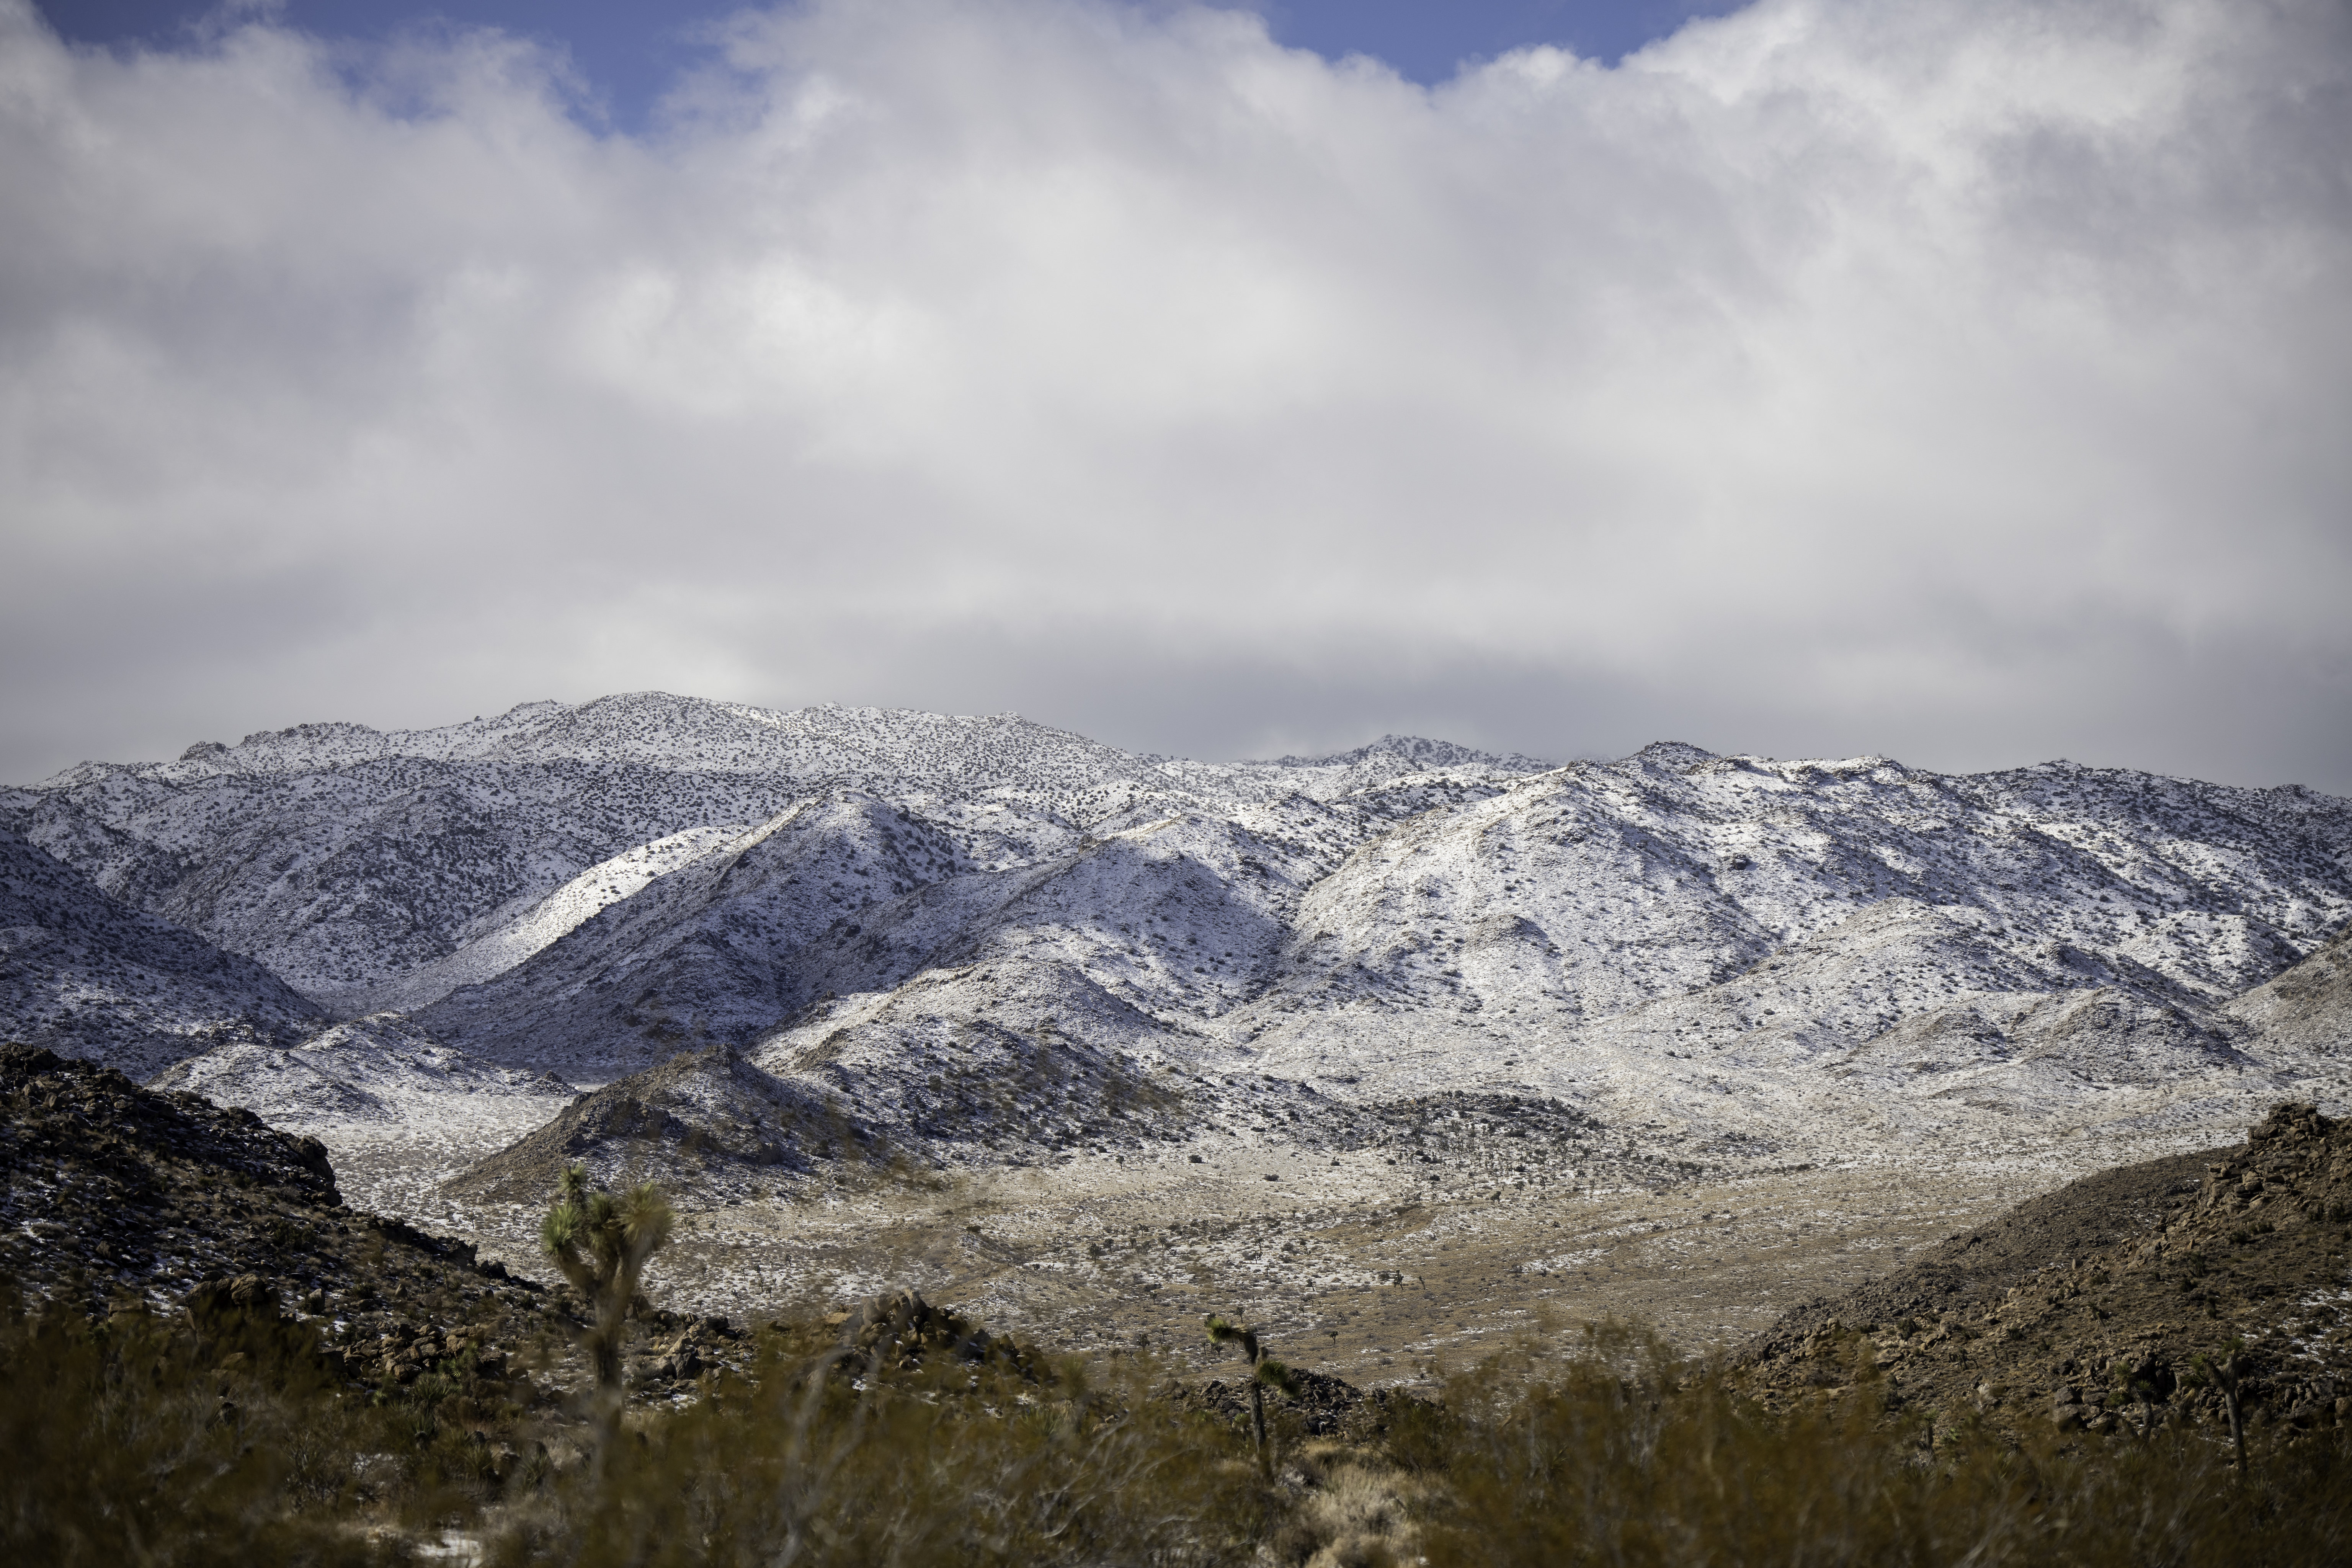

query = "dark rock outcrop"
[828,1287,1043,1380]
[438,1044,881,1204]
[0,1042,552,1395]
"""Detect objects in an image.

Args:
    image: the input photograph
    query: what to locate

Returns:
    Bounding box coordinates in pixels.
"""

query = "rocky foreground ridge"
[0,1043,763,1411]
[1743,1101,2352,1443]
[4,1042,521,1339]
[0,1043,1116,1420]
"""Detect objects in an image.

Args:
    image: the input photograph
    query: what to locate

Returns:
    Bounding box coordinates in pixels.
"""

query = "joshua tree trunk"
[1206,1314,1297,1480]
[541,1165,674,1454]
[2194,1342,2252,1481]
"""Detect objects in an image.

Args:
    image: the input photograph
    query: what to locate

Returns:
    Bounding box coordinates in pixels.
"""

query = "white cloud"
[2,0,2347,786]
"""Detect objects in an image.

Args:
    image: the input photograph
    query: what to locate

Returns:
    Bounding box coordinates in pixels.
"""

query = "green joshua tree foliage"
[1204,1313,1297,1477]
[541,1164,675,1403]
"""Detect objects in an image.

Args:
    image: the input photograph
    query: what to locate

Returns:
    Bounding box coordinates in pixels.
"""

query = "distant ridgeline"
[2,692,2348,1173]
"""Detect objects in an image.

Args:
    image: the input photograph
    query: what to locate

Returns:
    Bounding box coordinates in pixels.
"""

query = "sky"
[4,0,2350,792]
[37,3,1751,121]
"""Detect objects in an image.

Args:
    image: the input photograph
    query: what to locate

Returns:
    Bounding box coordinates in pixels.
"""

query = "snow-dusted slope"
[0,830,323,1078]
[1155,734,1552,808]
[8,698,2349,1168]
[143,1011,581,1217]
[419,785,1376,1079]
[1236,747,2344,1045]
[1222,747,2350,1145]
[2227,922,2352,1069]
[0,698,1146,1011]
[417,792,980,1076]
[749,745,2345,1156]
[147,1012,573,1134]
[0,696,1541,1014]
[368,826,749,1014]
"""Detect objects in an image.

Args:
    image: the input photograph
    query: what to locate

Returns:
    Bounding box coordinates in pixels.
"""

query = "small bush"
[0,1294,376,1566]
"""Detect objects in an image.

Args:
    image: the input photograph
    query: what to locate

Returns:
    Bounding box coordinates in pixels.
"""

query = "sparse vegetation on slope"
[1408,1322,2352,1568]
[0,830,324,1079]
[9,1287,2350,1567]
[1741,1102,2352,1448]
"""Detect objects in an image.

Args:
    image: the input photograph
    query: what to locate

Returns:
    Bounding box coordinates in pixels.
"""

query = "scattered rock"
[0,1042,557,1404]
[835,1287,1041,1379]
[1740,1103,2352,1442]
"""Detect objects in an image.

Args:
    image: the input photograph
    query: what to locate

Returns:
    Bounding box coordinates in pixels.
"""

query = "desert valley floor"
[327,1109,2271,1390]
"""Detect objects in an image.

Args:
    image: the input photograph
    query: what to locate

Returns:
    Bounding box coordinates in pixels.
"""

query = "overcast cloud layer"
[3,0,2349,789]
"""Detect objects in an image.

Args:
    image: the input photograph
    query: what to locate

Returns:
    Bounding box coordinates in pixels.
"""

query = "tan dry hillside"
[1741,1102,2352,1442]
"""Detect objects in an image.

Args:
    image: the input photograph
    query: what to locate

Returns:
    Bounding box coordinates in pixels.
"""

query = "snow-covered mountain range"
[4,693,2348,1190]
[1,828,323,1079]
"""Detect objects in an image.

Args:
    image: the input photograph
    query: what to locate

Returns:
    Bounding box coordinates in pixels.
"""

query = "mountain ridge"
[5,694,2348,1176]
[0,828,325,1079]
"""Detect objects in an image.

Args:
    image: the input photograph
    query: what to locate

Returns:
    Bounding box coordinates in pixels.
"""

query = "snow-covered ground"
[1,827,323,1080]
[144,1011,580,1215]
[5,693,2348,1197]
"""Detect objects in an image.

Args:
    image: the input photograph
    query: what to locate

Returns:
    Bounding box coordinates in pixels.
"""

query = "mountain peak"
[1630,741,1718,769]
[1254,734,1549,771]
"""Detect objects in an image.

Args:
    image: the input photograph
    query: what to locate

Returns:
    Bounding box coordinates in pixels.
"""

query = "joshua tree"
[1204,1314,1297,1477]
[2190,1339,2252,1478]
[2110,1354,2170,1444]
[541,1165,675,1418]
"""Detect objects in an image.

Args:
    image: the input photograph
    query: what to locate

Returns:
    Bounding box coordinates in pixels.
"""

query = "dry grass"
[1409,1320,2352,1568]
[3,1293,377,1565]
[8,1296,2349,1567]
[489,1334,1267,1567]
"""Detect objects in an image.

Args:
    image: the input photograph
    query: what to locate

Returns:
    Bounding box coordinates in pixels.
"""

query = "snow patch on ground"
[145,1013,578,1215]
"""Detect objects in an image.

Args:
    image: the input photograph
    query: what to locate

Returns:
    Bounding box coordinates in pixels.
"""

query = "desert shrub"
[0,1284,559,1563]
[1403,1319,2352,1568]
[0,1294,379,1566]
[490,1338,1272,1567]
[8,1290,2349,1566]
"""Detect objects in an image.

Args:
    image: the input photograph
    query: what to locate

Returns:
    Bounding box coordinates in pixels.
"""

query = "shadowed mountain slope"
[439,1044,874,1204]
[2229,923,2352,1067]
[7,697,2348,1167]
[1,829,323,1079]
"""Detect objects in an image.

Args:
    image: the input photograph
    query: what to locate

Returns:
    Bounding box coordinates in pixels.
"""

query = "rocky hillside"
[0,829,323,1079]
[2230,921,2352,1061]
[0,1042,764,1409]
[1741,1102,2352,1441]
[3,1041,483,1320]
[439,1044,881,1204]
